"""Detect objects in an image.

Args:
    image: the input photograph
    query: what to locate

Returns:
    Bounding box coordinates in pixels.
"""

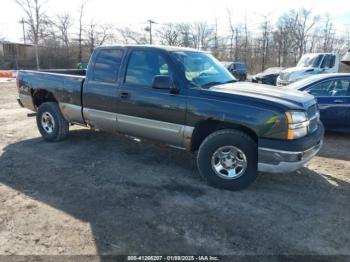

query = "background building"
[0,41,35,70]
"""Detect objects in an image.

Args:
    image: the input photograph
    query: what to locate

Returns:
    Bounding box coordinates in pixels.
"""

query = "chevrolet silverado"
[17,45,324,190]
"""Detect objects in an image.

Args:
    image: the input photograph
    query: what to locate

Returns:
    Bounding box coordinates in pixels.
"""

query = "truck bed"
[18,70,85,124]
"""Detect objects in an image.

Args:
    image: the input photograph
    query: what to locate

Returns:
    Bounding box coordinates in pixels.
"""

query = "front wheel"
[197,129,258,190]
[36,102,69,142]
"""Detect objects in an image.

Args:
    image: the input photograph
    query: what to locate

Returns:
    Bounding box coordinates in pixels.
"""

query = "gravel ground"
[0,82,349,258]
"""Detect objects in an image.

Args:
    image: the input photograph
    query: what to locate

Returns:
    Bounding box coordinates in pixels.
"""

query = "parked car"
[226,62,247,81]
[252,67,284,85]
[286,73,350,132]
[16,45,323,190]
[277,53,340,86]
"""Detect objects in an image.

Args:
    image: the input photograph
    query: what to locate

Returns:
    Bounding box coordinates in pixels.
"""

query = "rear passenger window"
[332,80,350,96]
[125,50,170,86]
[93,49,123,83]
[309,80,350,97]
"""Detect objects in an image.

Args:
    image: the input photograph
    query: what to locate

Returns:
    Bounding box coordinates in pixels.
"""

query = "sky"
[1,0,350,43]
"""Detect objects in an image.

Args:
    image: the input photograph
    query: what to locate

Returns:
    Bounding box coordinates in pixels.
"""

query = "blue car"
[226,62,247,81]
[287,73,350,132]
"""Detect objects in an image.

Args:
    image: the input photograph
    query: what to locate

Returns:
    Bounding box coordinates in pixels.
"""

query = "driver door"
[307,79,349,131]
[116,48,188,147]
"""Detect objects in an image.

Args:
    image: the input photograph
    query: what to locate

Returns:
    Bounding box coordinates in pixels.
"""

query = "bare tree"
[321,15,336,52]
[242,15,250,64]
[117,27,148,44]
[5,5,349,72]
[192,22,214,50]
[260,16,272,71]
[307,27,320,53]
[157,23,181,46]
[177,23,192,47]
[211,19,219,56]
[293,9,318,58]
[227,9,235,60]
[14,0,51,69]
[234,25,242,61]
[275,11,301,66]
[54,14,72,48]
[85,21,113,54]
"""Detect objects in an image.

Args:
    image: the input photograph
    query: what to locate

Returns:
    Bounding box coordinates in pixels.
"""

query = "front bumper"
[257,123,324,173]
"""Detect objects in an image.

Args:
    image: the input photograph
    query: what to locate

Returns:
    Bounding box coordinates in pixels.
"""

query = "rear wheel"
[36,102,69,142]
[197,129,258,190]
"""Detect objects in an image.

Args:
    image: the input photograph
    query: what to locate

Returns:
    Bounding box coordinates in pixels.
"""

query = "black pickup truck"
[17,45,324,190]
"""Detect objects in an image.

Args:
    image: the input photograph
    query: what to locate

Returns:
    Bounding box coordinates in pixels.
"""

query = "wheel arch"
[190,120,258,152]
[32,89,58,109]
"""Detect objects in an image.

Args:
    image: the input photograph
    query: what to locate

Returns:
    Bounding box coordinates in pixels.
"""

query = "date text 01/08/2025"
[127,255,220,261]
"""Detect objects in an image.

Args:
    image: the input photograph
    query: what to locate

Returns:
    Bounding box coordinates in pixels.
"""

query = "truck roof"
[95,44,204,53]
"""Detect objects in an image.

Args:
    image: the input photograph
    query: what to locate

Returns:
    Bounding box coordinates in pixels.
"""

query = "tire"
[36,102,69,142]
[197,129,258,190]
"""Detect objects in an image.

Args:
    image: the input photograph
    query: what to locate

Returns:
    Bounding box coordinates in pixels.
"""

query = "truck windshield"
[171,51,236,88]
[297,54,323,68]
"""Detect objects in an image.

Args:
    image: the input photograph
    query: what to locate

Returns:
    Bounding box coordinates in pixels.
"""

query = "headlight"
[288,111,307,123]
[286,111,309,140]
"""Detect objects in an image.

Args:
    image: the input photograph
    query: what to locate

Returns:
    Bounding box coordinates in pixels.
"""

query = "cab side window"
[93,49,123,83]
[321,55,335,69]
[125,50,170,86]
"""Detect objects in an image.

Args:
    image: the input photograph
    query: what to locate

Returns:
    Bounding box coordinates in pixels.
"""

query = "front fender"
[186,91,288,140]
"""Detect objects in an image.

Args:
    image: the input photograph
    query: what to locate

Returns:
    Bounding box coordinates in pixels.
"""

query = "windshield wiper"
[202,79,236,88]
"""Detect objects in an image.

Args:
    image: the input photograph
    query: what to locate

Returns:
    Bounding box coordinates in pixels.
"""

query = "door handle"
[334,99,345,103]
[120,92,130,99]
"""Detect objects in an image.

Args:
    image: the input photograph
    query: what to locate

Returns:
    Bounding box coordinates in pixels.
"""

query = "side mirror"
[152,75,178,94]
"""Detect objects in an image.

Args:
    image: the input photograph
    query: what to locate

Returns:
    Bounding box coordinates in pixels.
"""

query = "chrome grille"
[309,118,318,133]
[307,104,318,133]
[307,104,317,118]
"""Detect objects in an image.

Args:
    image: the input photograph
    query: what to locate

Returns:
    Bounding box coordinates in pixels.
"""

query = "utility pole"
[19,18,26,44]
[146,19,156,44]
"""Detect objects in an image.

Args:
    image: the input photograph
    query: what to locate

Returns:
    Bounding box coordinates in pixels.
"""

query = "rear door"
[306,78,350,131]
[116,48,188,147]
[82,48,124,132]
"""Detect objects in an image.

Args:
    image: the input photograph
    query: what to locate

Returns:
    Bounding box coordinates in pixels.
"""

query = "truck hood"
[207,82,315,110]
[279,67,318,81]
